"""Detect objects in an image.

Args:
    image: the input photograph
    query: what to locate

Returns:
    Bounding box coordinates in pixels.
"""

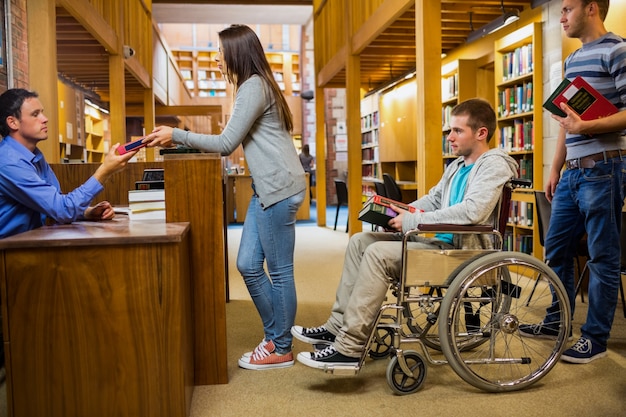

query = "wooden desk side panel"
[164,156,228,385]
[51,162,163,205]
[4,243,191,417]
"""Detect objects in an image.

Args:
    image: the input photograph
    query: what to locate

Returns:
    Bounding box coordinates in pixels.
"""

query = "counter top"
[0,219,190,249]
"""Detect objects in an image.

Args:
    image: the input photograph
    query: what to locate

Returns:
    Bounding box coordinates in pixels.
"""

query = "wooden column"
[346,51,361,235]
[27,0,59,163]
[415,0,443,193]
[314,84,327,226]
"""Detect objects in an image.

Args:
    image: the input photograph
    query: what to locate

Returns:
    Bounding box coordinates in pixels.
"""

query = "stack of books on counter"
[128,189,165,220]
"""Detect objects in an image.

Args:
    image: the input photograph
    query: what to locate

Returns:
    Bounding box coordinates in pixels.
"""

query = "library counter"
[0,219,194,417]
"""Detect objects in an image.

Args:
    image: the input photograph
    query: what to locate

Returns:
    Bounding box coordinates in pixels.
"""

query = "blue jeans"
[544,156,626,347]
[236,190,305,354]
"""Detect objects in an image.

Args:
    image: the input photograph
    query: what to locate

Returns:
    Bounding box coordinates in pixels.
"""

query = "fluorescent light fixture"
[466,9,520,43]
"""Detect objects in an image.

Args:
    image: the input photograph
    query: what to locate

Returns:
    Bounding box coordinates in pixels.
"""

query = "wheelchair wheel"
[369,326,394,359]
[403,253,494,351]
[439,252,571,392]
[385,350,427,395]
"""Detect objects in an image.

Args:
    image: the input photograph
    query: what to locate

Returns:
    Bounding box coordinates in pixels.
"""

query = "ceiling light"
[466,6,520,44]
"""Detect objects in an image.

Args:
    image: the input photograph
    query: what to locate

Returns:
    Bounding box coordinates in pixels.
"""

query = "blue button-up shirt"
[0,136,104,238]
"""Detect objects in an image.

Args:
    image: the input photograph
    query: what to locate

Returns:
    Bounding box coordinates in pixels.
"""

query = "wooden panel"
[164,154,228,385]
[50,162,163,206]
[3,237,192,417]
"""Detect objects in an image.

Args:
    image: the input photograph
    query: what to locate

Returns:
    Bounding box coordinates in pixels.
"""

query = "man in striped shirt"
[520,0,626,364]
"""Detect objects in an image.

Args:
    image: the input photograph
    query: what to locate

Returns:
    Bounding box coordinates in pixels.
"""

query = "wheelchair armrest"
[415,224,495,233]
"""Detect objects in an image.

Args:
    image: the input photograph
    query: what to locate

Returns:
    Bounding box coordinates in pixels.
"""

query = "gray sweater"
[403,148,519,249]
[171,75,306,208]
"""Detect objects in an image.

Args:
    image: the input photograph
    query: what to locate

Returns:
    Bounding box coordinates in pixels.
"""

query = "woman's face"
[215,48,226,77]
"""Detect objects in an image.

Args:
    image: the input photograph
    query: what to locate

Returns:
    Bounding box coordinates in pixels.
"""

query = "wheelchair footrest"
[324,364,360,375]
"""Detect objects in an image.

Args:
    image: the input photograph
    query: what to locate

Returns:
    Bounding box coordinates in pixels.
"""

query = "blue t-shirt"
[437,163,473,244]
[0,136,103,238]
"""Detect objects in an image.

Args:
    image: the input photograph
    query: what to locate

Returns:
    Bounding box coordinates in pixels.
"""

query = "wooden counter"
[51,156,229,386]
[225,173,310,223]
[0,220,193,417]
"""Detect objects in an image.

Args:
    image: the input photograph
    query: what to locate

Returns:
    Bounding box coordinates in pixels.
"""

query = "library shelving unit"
[84,100,110,163]
[441,59,477,164]
[172,50,300,98]
[377,76,418,203]
[494,22,543,259]
[360,92,380,200]
[266,51,301,96]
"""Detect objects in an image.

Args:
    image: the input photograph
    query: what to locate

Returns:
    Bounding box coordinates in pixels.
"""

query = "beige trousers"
[324,231,452,357]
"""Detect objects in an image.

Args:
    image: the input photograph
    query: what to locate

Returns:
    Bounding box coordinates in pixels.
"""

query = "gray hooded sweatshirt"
[402,148,519,249]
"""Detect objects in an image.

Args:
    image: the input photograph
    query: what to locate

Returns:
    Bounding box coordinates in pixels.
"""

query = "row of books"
[361,111,379,131]
[442,104,455,131]
[442,73,459,102]
[361,129,379,146]
[501,43,533,81]
[497,82,534,118]
[361,163,379,178]
[503,233,534,255]
[361,147,379,163]
[497,120,534,152]
[508,201,534,228]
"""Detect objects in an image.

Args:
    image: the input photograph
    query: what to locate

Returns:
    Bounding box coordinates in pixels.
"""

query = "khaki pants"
[324,231,452,357]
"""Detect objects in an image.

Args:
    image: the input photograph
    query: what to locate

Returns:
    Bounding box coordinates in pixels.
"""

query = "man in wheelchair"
[292,98,519,369]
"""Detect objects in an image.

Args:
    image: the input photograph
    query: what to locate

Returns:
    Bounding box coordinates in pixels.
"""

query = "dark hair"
[450,98,497,143]
[0,88,39,137]
[218,24,293,132]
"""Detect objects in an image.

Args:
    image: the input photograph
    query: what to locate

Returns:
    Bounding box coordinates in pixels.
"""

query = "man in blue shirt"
[0,88,138,239]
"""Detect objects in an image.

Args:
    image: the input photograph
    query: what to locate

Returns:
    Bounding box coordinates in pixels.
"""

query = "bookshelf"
[172,50,300,98]
[84,100,110,163]
[360,92,380,200]
[377,76,418,203]
[494,22,543,259]
[441,59,477,162]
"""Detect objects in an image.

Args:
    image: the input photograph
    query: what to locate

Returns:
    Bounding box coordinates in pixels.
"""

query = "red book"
[117,137,147,155]
[544,76,619,120]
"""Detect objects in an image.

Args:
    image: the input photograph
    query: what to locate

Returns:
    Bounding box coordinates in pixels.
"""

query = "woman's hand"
[145,125,175,149]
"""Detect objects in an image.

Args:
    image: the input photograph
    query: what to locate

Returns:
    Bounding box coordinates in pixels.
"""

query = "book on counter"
[543,75,618,120]
[358,195,417,228]
[128,189,166,220]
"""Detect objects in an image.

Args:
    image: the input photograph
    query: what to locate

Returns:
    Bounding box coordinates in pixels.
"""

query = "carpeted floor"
[189,211,626,417]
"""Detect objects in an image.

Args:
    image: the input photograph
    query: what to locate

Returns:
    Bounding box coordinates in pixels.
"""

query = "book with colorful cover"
[358,195,417,228]
[543,75,618,120]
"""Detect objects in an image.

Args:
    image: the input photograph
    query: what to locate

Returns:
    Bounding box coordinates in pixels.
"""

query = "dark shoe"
[519,322,570,340]
[296,345,359,369]
[561,337,607,364]
[291,325,336,345]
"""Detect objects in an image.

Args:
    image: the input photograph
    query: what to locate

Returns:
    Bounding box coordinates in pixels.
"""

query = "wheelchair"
[324,179,572,395]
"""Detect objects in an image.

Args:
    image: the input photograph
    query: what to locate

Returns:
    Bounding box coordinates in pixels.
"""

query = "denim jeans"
[544,156,626,347]
[236,189,305,354]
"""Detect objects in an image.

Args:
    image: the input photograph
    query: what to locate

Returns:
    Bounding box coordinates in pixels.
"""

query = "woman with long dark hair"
[146,24,306,370]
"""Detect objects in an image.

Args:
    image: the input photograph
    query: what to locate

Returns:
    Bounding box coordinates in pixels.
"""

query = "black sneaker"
[519,322,566,340]
[291,325,336,345]
[296,345,359,369]
[561,337,607,364]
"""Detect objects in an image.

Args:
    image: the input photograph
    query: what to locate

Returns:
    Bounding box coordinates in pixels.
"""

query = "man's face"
[446,114,483,158]
[560,0,593,39]
[8,97,48,148]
